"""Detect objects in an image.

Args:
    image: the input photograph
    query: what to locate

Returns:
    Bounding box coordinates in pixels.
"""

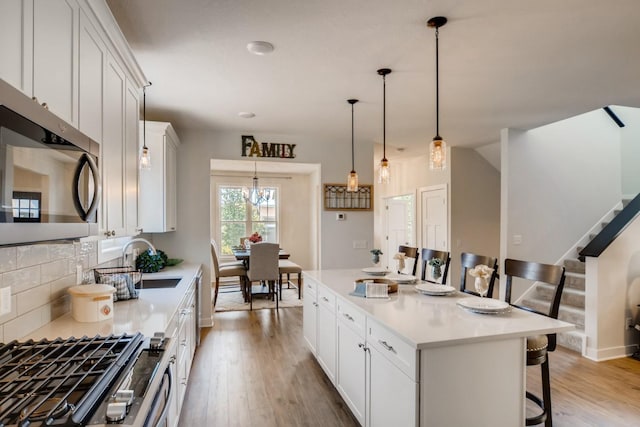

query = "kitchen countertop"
[304,269,574,350]
[23,263,202,340]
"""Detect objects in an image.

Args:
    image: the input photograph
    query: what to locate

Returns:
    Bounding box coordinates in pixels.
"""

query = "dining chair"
[459,252,498,298]
[278,259,303,300]
[420,248,451,284]
[212,239,244,268]
[211,240,247,305]
[246,242,280,309]
[397,245,419,276]
[504,258,566,427]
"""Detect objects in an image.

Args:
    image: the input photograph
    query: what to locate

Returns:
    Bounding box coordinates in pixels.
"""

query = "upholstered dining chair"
[246,242,280,309]
[420,248,451,284]
[278,259,303,300]
[459,252,499,298]
[211,240,247,306]
[504,258,566,427]
[212,239,244,268]
[397,245,419,276]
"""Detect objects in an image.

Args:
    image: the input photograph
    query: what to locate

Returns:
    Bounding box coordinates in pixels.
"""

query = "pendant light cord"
[435,26,440,138]
[143,82,152,149]
[351,102,355,171]
[382,73,387,159]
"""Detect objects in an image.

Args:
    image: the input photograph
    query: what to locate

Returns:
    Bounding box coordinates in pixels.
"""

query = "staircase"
[520,202,630,354]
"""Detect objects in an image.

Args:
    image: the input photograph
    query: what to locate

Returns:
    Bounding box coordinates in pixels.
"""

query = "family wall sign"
[241,135,296,159]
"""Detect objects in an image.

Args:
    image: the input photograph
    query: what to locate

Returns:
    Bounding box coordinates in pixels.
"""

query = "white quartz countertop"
[23,263,202,340]
[304,269,574,350]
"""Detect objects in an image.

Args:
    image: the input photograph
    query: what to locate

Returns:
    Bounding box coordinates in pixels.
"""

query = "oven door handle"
[155,363,173,426]
[72,153,101,222]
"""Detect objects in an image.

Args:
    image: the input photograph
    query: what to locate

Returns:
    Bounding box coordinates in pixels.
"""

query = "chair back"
[398,245,419,275]
[210,240,220,277]
[459,252,498,297]
[248,242,280,281]
[420,248,451,284]
[504,258,566,351]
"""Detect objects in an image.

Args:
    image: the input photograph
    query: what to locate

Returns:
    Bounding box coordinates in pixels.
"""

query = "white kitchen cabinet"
[138,121,180,233]
[32,0,79,125]
[0,0,30,91]
[124,79,140,236]
[101,53,127,238]
[302,278,318,354]
[78,6,104,144]
[317,286,336,383]
[336,299,367,425]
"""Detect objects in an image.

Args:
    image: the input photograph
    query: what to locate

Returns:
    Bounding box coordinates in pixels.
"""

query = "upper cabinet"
[138,121,180,233]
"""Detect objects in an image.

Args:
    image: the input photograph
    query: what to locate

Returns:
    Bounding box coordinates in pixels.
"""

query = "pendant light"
[377,68,392,184]
[243,162,272,206]
[139,82,152,170]
[428,16,447,170]
[347,99,359,192]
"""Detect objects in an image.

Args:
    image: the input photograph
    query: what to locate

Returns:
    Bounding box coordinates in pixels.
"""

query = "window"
[218,186,278,256]
[12,191,41,223]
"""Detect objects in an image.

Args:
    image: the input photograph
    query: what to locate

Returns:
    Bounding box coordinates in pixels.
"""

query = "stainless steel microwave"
[0,79,100,245]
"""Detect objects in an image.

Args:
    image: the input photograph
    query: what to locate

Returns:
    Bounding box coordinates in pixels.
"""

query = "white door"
[383,195,414,271]
[420,185,448,251]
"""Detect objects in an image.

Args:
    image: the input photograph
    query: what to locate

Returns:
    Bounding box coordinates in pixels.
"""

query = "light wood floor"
[180,307,640,426]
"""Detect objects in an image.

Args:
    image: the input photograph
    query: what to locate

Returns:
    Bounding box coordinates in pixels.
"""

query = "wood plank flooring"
[180,307,640,426]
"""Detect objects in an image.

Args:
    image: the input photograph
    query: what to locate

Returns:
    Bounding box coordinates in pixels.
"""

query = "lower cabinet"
[302,274,418,427]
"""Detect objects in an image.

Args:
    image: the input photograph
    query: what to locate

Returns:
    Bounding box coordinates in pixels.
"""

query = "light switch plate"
[353,240,367,249]
[0,286,11,316]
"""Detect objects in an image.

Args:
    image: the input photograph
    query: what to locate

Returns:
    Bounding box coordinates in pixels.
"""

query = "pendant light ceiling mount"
[377,68,392,184]
[347,98,359,192]
[427,16,448,171]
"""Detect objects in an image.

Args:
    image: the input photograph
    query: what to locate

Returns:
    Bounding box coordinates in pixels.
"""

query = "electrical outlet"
[0,287,11,316]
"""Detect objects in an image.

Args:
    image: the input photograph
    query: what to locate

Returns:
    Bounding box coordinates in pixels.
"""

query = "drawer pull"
[343,313,354,322]
[379,340,396,353]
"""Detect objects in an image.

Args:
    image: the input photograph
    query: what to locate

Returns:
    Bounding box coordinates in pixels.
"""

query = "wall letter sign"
[241,135,296,159]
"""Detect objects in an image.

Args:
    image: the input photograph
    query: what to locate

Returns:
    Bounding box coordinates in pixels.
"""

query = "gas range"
[0,332,171,427]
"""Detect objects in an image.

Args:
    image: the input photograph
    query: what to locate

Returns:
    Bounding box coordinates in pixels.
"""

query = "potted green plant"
[428,257,443,281]
[370,249,383,265]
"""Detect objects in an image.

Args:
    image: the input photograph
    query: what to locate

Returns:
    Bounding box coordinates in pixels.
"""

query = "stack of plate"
[415,283,456,296]
[456,298,511,314]
[362,267,390,276]
[385,273,417,284]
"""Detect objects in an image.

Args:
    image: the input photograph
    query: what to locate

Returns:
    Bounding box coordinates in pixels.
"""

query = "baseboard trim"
[584,344,637,361]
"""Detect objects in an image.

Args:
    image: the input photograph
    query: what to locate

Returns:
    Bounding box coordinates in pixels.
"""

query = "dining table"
[232,247,290,269]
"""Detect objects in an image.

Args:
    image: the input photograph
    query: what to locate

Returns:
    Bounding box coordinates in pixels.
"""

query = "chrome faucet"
[122,238,157,267]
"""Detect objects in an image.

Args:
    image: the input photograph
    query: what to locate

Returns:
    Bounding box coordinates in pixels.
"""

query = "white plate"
[362,267,390,275]
[385,273,417,283]
[415,283,456,295]
[456,298,511,314]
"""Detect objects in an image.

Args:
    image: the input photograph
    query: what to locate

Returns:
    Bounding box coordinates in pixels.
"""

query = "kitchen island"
[303,269,574,427]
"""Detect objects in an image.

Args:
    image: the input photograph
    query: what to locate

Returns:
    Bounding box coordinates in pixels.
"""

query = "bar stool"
[504,258,566,427]
[459,252,498,298]
[420,248,451,284]
[278,259,303,300]
[397,245,419,275]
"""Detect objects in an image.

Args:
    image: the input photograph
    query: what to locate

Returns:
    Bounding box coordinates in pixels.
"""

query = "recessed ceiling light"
[238,112,256,118]
[247,41,274,55]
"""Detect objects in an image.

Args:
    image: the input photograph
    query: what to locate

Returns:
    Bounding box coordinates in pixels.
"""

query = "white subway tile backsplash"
[0,247,17,273]
[0,240,116,340]
[41,260,69,284]
[4,266,40,294]
[17,245,50,269]
[17,283,50,315]
[49,244,76,260]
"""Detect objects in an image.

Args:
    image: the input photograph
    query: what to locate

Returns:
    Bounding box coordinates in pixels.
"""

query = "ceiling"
[106,0,640,159]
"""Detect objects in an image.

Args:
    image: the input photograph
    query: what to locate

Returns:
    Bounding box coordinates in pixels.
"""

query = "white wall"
[450,147,501,291]
[503,110,622,299]
[585,214,640,360]
[152,129,374,327]
[616,106,640,196]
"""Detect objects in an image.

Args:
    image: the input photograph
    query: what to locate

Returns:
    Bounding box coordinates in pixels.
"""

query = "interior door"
[420,185,448,252]
[383,195,414,271]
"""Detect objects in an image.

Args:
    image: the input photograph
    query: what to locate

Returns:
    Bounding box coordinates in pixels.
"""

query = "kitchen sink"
[136,278,182,289]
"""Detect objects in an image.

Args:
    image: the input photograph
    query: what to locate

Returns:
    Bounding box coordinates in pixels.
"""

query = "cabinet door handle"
[378,340,396,353]
[313,302,319,307]
[322,296,329,302]
[343,313,354,322]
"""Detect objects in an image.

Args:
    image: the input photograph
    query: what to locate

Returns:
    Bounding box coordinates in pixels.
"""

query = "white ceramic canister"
[67,284,116,322]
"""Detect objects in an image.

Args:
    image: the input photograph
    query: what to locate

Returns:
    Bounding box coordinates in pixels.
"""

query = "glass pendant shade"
[378,158,390,184]
[347,170,359,192]
[429,138,446,170]
[139,146,151,170]
[243,162,271,206]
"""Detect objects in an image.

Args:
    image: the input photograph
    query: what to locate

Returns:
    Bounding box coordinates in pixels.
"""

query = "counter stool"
[278,260,302,300]
[504,258,566,427]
